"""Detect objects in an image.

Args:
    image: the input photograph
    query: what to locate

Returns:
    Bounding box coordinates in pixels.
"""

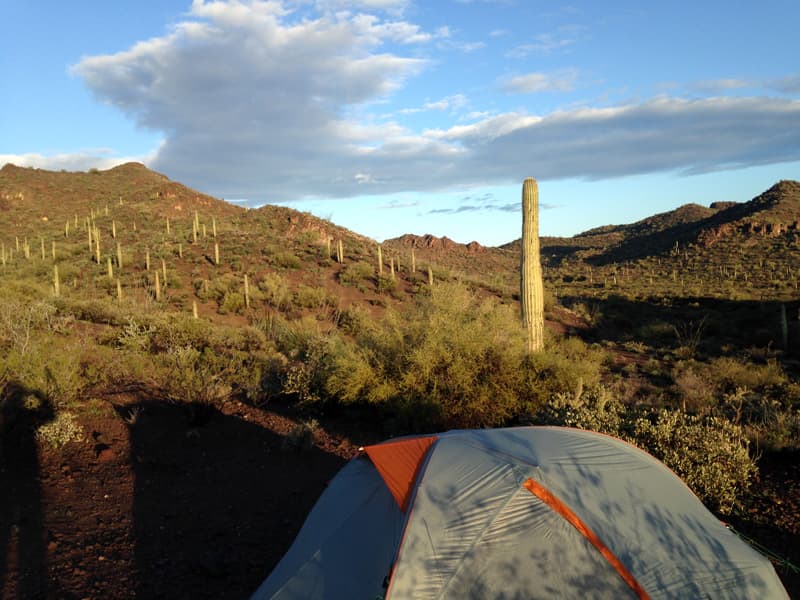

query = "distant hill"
[500,180,800,267]
[2,162,798,302]
[0,162,242,221]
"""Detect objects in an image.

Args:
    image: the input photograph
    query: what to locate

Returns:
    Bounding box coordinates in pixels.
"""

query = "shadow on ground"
[0,382,54,599]
[117,399,346,599]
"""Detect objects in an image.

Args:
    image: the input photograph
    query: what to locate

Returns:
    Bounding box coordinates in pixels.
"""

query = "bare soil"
[1,398,798,599]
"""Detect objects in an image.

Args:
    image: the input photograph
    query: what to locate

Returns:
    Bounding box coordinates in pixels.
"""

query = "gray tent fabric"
[252,455,404,598]
[251,427,789,600]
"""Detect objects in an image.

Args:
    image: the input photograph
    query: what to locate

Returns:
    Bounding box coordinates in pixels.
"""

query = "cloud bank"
[49,1,800,203]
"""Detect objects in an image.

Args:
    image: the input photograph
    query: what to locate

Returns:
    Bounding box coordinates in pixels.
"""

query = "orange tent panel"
[364,436,437,512]
[523,478,650,600]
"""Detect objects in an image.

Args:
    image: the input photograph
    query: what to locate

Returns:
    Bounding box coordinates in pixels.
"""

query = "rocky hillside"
[498,180,800,267]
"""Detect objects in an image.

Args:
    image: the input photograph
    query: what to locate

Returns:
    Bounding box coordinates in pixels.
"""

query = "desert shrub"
[61,298,124,325]
[0,298,58,352]
[272,251,301,270]
[280,282,603,431]
[115,318,158,352]
[634,320,674,344]
[259,273,291,311]
[670,356,800,449]
[536,385,626,436]
[376,275,397,295]
[517,336,605,415]
[671,315,709,358]
[338,261,374,287]
[1,334,86,408]
[671,360,717,413]
[114,314,215,354]
[282,335,330,404]
[282,419,320,452]
[35,411,84,448]
[569,301,602,327]
[294,285,332,309]
[336,304,374,337]
[219,290,246,314]
[706,356,786,392]
[632,410,755,514]
[157,345,233,405]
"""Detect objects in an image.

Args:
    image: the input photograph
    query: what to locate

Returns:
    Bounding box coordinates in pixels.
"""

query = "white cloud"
[424,94,467,111]
[502,70,577,93]
[454,41,486,52]
[398,94,468,114]
[507,33,573,57]
[679,74,800,96]
[0,149,153,172]
[354,172,376,183]
[690,78,751,93]
[315,0,410,14]
[69,2,800,202]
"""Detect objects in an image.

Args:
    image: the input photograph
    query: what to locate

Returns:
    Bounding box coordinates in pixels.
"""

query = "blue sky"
[2,1,799,246]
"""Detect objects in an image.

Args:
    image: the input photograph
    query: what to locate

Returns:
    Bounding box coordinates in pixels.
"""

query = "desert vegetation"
[1,164,798,596]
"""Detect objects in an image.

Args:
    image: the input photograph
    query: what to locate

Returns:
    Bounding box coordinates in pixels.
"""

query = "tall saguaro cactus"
[521,177,544,353]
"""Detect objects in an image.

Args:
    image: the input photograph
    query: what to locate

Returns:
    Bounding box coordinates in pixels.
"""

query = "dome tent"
[251,427,789,599]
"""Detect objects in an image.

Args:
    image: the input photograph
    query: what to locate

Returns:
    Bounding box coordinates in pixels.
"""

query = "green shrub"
[157,345,233,405]
[259,273,291,311]
[338,261,373,287]
[219,290,245,314]
[294,285,332,309]
[1,334,86,408]
[633,410,755,514]
[272,251,301,270]
[517,335,605,416]
[35,411,84,448]
[282,419,320,452]
[280,282,604,431]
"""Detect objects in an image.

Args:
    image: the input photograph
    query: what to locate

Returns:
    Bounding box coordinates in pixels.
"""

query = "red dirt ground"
[1,397,798,599]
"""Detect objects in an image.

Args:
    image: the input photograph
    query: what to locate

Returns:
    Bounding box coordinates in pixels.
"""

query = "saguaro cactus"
[521,177,544,353]
[53,265,60,298]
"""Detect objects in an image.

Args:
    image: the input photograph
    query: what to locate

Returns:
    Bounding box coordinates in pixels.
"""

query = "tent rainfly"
[251,427,789,599]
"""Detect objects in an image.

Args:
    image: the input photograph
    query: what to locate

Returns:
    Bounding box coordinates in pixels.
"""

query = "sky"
[2,1,799,246]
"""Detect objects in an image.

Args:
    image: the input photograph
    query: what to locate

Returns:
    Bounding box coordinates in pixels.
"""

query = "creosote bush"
[279,282,604,431]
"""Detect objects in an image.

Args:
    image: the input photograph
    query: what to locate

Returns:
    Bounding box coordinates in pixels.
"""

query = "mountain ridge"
[2,162,798,270]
